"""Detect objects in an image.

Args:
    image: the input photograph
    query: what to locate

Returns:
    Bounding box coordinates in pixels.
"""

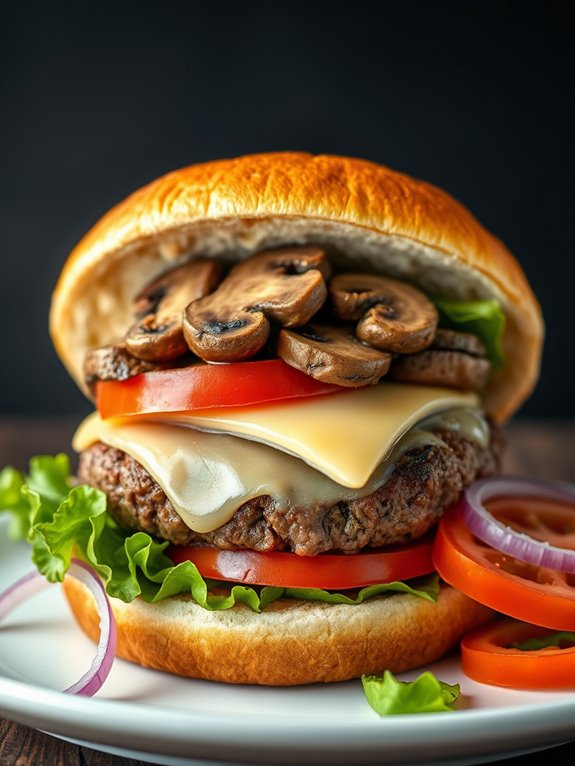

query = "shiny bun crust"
[50,152,543,421]
[63,578,491,685]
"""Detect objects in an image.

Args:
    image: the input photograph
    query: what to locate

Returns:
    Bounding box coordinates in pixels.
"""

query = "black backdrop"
[1,1,573,417]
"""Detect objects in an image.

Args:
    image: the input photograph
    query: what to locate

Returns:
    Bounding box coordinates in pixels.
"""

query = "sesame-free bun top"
[50,152,543,421]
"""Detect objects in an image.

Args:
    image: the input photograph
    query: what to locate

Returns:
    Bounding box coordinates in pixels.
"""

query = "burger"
[46,152,542,685]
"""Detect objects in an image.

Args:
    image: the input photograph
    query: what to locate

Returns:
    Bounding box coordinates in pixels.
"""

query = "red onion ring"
[461,477,575,573]
[0,558,117,696]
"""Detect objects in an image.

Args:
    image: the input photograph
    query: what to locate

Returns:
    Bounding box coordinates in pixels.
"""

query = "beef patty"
[78,425,500,556]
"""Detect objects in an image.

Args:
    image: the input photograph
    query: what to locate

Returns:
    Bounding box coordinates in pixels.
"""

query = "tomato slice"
[96,359,343,419]
[167,534,435,589]
[461,619,575,689]
[433,506,575,630]
[486,494,575,551]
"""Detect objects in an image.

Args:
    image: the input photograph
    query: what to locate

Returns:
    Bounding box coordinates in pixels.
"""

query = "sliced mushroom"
[330,273,438,354]
[83,344,167,395]
[431,328,487,358]
[125,259,221,361]
[183,247,330,362]
[389,349,491,391]
[278,324,392,387]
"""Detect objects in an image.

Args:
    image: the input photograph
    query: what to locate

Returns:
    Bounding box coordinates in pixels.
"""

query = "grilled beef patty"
[78,425,500,556]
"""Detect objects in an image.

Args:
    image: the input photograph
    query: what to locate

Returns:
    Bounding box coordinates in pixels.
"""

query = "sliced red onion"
[0,558,117,696]
[0,569,53,619]
[64,558,117,695]
[461,477,575,573]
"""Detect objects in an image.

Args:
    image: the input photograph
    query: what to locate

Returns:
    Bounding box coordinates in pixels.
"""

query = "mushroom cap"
[50,152,543,422]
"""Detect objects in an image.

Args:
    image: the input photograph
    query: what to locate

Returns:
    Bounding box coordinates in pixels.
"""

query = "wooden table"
[1,418,575,766]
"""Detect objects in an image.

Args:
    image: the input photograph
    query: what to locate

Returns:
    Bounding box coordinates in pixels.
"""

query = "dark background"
[1,1,573,417]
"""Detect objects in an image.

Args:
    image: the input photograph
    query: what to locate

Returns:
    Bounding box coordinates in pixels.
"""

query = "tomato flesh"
[433,506,575,630]
[487,494,575,550]
[462,619,575,689]
[96,359,344,419]
[167,534,435,589]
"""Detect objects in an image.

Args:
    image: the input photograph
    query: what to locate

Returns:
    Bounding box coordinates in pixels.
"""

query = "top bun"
[50,152,543,421]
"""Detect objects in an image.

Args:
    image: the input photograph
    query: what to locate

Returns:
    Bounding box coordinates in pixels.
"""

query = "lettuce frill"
[0,455,438,612]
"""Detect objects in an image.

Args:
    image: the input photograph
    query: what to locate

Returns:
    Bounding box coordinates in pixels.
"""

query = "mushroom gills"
[330,273,438,354]
[183,247,330,363]
[82,248,494,396]
[125,259,221,361]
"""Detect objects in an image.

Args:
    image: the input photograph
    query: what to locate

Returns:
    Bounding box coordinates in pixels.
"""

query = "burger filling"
[75,245,505,563]
[77,419,500,555]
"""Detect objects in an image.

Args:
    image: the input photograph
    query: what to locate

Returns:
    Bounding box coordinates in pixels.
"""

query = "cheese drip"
[74,406,489,534]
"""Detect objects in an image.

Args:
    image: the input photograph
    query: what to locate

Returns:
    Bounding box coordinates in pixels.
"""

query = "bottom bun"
[63,578,492,685]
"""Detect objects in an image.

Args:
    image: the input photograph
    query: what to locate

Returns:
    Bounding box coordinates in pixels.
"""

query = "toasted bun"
[64,577,491,686]
[50,152,542,421]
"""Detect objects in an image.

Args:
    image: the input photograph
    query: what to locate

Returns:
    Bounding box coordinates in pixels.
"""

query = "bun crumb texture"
[50,153,543,422]
[64,578,491,685]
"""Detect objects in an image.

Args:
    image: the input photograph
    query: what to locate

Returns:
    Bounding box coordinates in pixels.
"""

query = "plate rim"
[2,673,575,763]
[2,521,575,764]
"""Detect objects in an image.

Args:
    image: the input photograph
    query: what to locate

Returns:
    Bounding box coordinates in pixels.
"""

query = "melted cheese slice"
[74,383,483,534]
[151,384,479,488]
[75,413,389,533]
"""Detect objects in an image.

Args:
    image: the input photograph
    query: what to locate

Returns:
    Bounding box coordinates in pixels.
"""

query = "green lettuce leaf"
[434,298,506,369]
[0,455,439,613]
[283,578,439,605]
[0,465,30,539]
[362,670,460,715]
[511,631,575,651]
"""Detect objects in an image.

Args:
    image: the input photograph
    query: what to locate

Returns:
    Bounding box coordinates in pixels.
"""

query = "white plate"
[1,518,574,766]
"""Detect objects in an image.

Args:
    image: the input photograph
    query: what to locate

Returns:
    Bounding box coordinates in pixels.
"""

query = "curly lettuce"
[434,297,506,369]
[511,632,575,651]
[0,455,439,612]
[362,670,460,715]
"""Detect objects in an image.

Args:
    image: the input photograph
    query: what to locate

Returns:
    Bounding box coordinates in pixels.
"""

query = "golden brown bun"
[63,577,491,686]
[50,153,543,421]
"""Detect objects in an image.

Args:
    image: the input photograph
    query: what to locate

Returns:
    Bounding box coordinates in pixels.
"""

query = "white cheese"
[73,383,483,534]
[153,383,479,487]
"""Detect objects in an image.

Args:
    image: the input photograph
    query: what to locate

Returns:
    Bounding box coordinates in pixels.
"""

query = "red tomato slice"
[461,619,575,689]
[433,506,575,630]
[96,359,343,419]
[167,534,435,589]
[486,494,575,551]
